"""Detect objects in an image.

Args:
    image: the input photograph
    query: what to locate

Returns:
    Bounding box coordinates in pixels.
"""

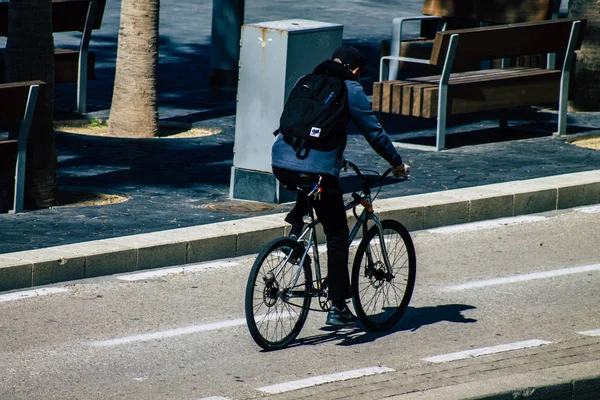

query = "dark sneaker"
[326,306,358,327]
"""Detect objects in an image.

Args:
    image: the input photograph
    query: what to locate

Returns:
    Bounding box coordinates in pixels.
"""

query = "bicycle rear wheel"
[351,219,416,331]
[245,237,312,350]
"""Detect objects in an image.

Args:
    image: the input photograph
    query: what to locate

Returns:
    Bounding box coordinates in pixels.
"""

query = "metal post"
[556,20,581,136]
[210,0,245,87]
[76,0,97,114]
[10,84,39,214]
[436,34,458,151]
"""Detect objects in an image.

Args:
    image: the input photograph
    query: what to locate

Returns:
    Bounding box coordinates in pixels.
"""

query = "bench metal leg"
[389,18,402,81]
[76,0,97,114]
[393,34,457,152]
[10,84,40,214]
[556,20,581,136]
[435,34,458,151]
[77,51,88,114]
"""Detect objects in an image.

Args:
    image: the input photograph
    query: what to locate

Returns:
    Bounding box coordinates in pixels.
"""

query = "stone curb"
[1,170,600,293]
[390,359,600,400]
[471,375,600,400]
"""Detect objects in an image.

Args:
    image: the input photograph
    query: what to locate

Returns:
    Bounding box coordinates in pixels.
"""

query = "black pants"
[273,166,350,301]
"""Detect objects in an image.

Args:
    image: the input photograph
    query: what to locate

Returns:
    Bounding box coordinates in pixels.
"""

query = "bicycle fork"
[350,197,394,280]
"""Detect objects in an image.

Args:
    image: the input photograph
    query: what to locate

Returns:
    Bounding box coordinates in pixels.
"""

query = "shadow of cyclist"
[292,304,477,348]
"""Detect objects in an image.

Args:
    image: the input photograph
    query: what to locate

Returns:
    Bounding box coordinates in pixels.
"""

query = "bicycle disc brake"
[366,261,388,288]
[262,272,279,307]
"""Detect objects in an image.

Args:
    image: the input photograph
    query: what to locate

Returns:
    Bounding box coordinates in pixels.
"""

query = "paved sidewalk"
[275,334,600,399]
[3,0,598,258]
[1,1,600,398]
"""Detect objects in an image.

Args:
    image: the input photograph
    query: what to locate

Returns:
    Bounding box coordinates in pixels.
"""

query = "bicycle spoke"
[245,237,312,350]
[352,220,416,331]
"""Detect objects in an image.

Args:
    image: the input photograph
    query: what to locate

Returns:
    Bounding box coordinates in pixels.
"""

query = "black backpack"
[276,72,349,158]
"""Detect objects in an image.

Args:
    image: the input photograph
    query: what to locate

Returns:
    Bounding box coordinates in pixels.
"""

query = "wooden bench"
[0,81,44,213]
[0,0,106,114]
[383,0,562,80]
[373,18,585,151]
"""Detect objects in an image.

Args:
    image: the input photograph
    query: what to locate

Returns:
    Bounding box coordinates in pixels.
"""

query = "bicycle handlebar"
[346,161,393,183]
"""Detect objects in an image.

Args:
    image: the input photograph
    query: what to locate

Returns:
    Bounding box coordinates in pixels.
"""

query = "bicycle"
[244,161,416,350]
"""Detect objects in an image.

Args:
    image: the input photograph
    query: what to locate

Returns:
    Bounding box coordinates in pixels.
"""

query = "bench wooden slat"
[413,84,438,117]
[402,84,434,116]
[407,67,559,86]
[0,0,106,35]
[52,0,106,32]
[403,68,525,85]
[0,81,44,213]
[421,72,561,117]
[372,82,382,112]
[376,80,407,113]
[381,81,394,113]
[0,0,106,113]
[0,81,45,122]
[54,49,96,82]
[380,69,561,117]
[430,18,586,68]
[396,40,443,74]
[392,82,413,114]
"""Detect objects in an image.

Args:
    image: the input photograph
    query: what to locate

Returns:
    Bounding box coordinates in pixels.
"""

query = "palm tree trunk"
[108,0,160,138]
[4,0,57,208]
[569,0,600,111]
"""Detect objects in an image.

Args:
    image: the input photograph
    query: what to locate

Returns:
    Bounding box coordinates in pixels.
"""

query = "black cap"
[332,45,364,71]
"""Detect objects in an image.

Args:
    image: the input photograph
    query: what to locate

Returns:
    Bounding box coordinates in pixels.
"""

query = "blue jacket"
[272,62,403,178]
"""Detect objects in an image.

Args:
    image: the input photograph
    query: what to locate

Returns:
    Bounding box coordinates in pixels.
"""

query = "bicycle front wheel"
[351,219,416,331]
[245,237,312,350]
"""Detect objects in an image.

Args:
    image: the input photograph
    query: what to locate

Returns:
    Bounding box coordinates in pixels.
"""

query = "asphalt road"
[1,206,599,399]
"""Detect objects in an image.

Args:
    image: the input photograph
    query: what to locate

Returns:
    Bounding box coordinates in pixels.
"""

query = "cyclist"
[271,45,410,327]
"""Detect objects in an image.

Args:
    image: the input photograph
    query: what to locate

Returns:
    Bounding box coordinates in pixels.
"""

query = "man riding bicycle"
[271,45,410,327]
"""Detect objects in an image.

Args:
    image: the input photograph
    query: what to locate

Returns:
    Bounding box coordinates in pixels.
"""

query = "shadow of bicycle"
[292,304,477,348]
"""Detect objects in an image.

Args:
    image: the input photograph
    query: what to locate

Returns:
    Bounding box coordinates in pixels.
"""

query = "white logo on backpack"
[310,127,321,137]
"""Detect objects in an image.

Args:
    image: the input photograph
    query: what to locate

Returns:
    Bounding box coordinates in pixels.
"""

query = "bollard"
[230,19,343,203]
[210,0,244,87]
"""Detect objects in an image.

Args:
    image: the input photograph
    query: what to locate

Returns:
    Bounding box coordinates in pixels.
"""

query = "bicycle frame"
[286,189,393,298]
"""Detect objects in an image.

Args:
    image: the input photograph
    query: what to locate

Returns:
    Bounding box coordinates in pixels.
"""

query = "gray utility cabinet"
[230,19,343,203]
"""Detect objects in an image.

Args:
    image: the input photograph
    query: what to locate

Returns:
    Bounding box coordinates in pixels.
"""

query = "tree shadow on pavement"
[292,303,477,348]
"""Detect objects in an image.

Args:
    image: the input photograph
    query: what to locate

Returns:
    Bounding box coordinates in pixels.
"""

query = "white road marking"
[117,260,240,281]
[422,339,551,363]
[257,366,395,394]
[90,311,292,347]
[442,263,600,292]
[0,287,70,303]
[574,205,600,213]
[578,329,600,337]
[90,318,248,347]
[198,397,232,400]
[427,216,546,234]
